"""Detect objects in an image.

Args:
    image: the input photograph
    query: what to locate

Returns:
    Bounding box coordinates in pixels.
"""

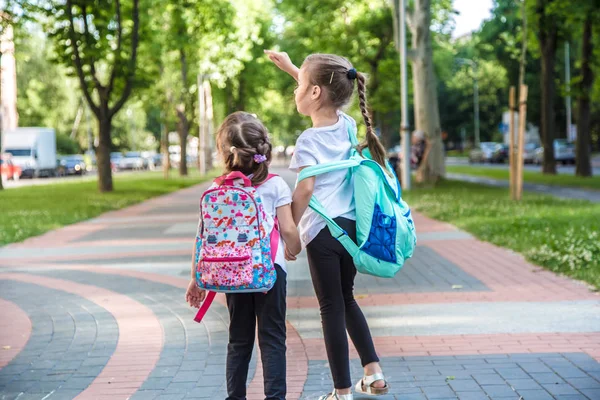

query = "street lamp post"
[457,58,480,147]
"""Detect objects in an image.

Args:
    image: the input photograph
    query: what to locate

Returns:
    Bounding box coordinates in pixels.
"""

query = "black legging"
[306,217,379,389]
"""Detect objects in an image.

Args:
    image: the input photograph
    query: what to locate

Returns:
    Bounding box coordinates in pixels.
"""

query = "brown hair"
[302,54,387,169]
[216,112,272,185]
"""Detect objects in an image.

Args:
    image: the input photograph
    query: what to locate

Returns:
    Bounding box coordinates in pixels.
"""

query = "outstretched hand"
[264,50,299,80]
[185,279,206,309]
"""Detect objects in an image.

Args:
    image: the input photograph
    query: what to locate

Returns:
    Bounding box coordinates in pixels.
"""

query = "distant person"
[266,49,389,400]
[411,130,427,168]
[186,112,301,400]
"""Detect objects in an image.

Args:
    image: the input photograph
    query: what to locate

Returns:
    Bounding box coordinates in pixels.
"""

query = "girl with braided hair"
[186,112,301,400]
[265,50,389,400]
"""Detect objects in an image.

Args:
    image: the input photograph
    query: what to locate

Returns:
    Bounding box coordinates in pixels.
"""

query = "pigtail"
[356,72,387,169]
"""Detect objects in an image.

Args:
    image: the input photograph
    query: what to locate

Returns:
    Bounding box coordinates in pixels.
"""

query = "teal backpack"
[298,118,417,278]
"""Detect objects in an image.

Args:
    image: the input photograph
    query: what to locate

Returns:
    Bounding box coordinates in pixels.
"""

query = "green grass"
[0,170,217,246]
[446,150,469,158]
[447,165,600,191]
[404,180,600,290]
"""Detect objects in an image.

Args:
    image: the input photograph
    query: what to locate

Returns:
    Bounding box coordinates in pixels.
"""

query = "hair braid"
[356,72,387,169]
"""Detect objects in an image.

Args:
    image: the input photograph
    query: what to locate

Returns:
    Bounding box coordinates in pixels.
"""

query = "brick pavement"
[1,168,599,400]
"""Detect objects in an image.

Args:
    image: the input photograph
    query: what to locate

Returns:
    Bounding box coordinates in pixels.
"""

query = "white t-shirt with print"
[207,175,292,272]
[289,111,356,246]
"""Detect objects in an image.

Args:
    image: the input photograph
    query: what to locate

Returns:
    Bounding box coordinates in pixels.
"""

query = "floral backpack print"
[193,171,279,323]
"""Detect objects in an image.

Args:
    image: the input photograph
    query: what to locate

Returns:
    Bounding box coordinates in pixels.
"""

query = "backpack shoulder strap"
[193,291,216,323]
[254,173,278,188]
[340,113,359,147]
[298,159,360,182]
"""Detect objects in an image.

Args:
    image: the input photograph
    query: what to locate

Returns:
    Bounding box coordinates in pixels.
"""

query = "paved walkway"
[1,168,599,400]
[447,173,600,203]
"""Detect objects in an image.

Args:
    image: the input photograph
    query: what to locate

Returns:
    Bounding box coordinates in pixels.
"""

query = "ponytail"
[356,72,387,169]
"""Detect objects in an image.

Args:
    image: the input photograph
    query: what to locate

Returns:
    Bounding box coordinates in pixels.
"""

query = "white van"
[2,128,57,178]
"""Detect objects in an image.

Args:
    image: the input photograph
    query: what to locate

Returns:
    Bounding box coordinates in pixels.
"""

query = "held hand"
[284,245,298,261]
[264,50,297,76]
[185,279,206,309]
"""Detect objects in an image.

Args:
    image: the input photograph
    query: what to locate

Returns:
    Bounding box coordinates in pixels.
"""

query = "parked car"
[534,139,575,165]
[1,153,22,181]
[110,152,124,171]
[119,152,146,170]
[57,155,86,176]
[498,144,509,163]
[523,143,538,164]
[469,142,504,163]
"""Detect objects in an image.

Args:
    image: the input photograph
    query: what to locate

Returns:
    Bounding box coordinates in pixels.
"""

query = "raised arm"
[264,50,299,82]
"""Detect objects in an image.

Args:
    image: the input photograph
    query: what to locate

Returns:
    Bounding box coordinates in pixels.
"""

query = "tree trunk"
[537,0,557,174]
[96,105,113,192]
[409,0,445,183]
[177,48,189,176]
[177,113,188,176]
[576,15,593,177]
[540,47,557,174]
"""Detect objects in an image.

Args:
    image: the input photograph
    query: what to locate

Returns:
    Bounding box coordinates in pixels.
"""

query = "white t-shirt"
[255,176,293,272]
[207,175,292,272]
[289,111,356,246]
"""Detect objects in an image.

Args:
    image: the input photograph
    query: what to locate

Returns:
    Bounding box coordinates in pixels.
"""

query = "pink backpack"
[193,171,279,322]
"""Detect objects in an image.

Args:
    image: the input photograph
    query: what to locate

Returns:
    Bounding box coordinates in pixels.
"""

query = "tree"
[407,0,445,182]
[570,1,600,177]
[22,0,142,192]
[531,0,559,174]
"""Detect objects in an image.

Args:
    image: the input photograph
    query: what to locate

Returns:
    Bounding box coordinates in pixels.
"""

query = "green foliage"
[14,29,80,137]
[56,133,81,155]
[404,180,600,289]
[446,59,508,142]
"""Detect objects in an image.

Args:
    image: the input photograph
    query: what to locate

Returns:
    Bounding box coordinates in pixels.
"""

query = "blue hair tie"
[347,68,357,80]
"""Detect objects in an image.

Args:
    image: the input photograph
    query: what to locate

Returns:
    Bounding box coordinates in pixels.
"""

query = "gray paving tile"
[580,388,600,399]
[542,383,580,396]
[495,368,530,380]
[530,373,565,385]
[567,377,600,390]
[551,367,590,379]
[513,390,554,400]
[0,280,117,398]
[420,385,456,398]
[473,375,507,385]
[481,384,518,397]
[454,391,489,400]
[506,379,542,390]
[448,379,481,392]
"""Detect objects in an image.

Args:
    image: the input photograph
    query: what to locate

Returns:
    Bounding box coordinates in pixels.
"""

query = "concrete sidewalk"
[1,168,599,400]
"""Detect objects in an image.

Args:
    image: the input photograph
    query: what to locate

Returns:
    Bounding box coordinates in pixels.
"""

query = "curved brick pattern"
[0,280,118,400]
[1,273,162,400]
[301,354,600,400]
[0,298,31,369]
[35,269,242,400]
[247,322,309,400]
[287,246,489,298]
[300,333,600,361]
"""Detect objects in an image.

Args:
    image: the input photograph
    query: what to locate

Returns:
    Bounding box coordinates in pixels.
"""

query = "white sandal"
[318,389,353,400]
[355,372,389,396]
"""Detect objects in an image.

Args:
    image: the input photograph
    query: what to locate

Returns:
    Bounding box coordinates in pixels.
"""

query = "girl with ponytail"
[266,50,389,400]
